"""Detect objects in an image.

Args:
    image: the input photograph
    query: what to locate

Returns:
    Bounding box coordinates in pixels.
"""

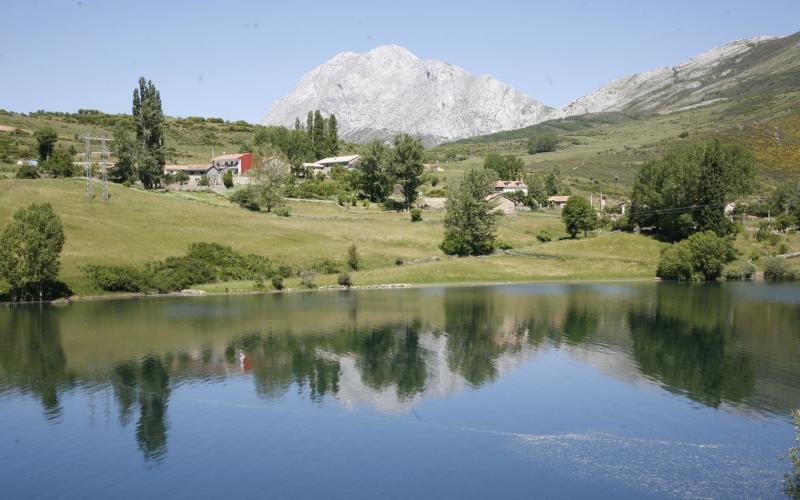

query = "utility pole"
[84,136,93,200]
[100,136,109,202]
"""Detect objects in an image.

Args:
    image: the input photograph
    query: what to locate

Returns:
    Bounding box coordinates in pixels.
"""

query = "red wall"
[240,152,253,174]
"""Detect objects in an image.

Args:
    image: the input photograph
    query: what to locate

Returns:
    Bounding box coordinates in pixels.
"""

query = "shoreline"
[1,277,661,306]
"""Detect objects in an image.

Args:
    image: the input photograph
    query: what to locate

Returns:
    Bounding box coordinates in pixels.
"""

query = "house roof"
[495,180,528,189]
[303,162,325,169]
[485,192,515,202]
[212,153,249,161]
[548,195,571,203]
[317,154,359,165]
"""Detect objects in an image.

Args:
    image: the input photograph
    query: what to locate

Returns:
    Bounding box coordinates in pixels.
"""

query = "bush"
[527,132,559,154]
[724,262,755,281]
[410,207,422,222]
[278,265,293,278]
[678,131,689,139]
[271,275,284,290]
[83,242,277,293]
[15,164,39,179]
[230,188,260,211]
[395,257,404,266]
[337,273,353,289]
[657,231,736,281]
[222,169,234,189]
[198,174,210,187]
[495,239,513,250]
[657,242,695,281]
[686,231,736,280]
[83,264,151,292]
[536,230,552,243]
[312,258,341,274]
[763,257,797,281]
[275,206,291,217]
[347,243,359,271]
[299,271,317,289]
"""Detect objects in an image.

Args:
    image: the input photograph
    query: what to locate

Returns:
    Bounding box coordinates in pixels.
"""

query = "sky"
[1,0,799,123]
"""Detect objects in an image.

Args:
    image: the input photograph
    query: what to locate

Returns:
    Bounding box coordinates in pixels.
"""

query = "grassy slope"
[431,89,800,200]
[0,178,667,295]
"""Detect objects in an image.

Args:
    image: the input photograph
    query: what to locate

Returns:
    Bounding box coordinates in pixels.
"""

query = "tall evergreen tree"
[294,117,303,131]
[389,134,425,208]
[328,114,339,156]
[312,110,325,158]
[306,111,314,137]
[132,77,165,188]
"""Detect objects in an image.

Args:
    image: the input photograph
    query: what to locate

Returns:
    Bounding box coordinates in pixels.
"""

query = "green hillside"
[433,89,800,199]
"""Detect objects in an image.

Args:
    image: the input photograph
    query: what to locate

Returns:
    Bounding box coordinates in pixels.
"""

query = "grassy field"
[1,178,797,297]
[0,178,673,296]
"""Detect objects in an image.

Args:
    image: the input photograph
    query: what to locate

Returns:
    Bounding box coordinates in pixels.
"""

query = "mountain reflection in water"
[1,282,799,465]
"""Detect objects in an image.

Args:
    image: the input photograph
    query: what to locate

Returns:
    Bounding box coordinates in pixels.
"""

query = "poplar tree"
[132,77,165,188]
[312,110,325,158]
[328,114,339,156]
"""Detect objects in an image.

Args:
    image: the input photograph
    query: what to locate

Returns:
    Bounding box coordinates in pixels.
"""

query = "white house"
[211,152,253,176]
[164,164,214,182]
[495,180,528,195]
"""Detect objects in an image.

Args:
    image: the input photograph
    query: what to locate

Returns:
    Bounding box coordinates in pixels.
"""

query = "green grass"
[0,178,670,296]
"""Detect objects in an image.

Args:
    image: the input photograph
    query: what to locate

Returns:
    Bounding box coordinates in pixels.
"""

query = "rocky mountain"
[262,45,552,146]
[555,32,800,118]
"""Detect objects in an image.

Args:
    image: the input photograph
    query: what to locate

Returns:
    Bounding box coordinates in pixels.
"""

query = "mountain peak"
[263,46,552,145]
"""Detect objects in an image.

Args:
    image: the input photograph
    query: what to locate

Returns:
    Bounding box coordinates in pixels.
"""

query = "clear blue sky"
[1,0,798,122]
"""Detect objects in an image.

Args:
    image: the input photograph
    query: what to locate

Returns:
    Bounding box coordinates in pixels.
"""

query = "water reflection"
[1,283,799,463]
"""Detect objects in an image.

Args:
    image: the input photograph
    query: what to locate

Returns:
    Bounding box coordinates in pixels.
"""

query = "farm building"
[211,152,253,176]
[486,193,518,215]
[548,195,570,209]
[495,180,528,195]
[164,164,214,180]
[317,154,360,170]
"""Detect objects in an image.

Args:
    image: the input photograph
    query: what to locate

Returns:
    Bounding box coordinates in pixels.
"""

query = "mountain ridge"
[263,32,800,145]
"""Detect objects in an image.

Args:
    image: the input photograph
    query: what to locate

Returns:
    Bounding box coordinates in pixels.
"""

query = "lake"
[1,282,799,499]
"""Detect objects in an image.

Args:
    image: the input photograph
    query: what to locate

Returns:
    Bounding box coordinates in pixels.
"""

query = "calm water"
[1,283,799,499]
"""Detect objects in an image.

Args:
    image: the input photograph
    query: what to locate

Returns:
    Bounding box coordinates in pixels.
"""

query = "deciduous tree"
[389,134,425,209]
[0,203,65,300]
[562,196,598,238]
[441,167,498,256]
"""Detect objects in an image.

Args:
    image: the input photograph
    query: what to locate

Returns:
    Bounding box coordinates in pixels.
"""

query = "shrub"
[395,257,404,266]
[763,257,797,281]
[230,188,260,211]
[410,207,423,222]
[198,174,210,187]
[495,239,513,250]
[527,132,559,154]
[254,274,265,291]
[657,231,736,281]
[678,131,689,139]
[312,258,340,274]
[278,265,293,278]
[15,164,39,179]
[299,271,317,289]
[83,265,151,292]
[724,262,755,281]
[222,169,234,189]
[337,272,353,289]
[685,231,736,281]
[271,275,284,290]
[275,206,291,217]
[347,243,360,271]
[536,230,552,243]
[657,242,695,281]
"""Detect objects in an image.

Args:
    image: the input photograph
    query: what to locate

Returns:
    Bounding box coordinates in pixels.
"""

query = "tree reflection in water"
[2,283,798,464]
